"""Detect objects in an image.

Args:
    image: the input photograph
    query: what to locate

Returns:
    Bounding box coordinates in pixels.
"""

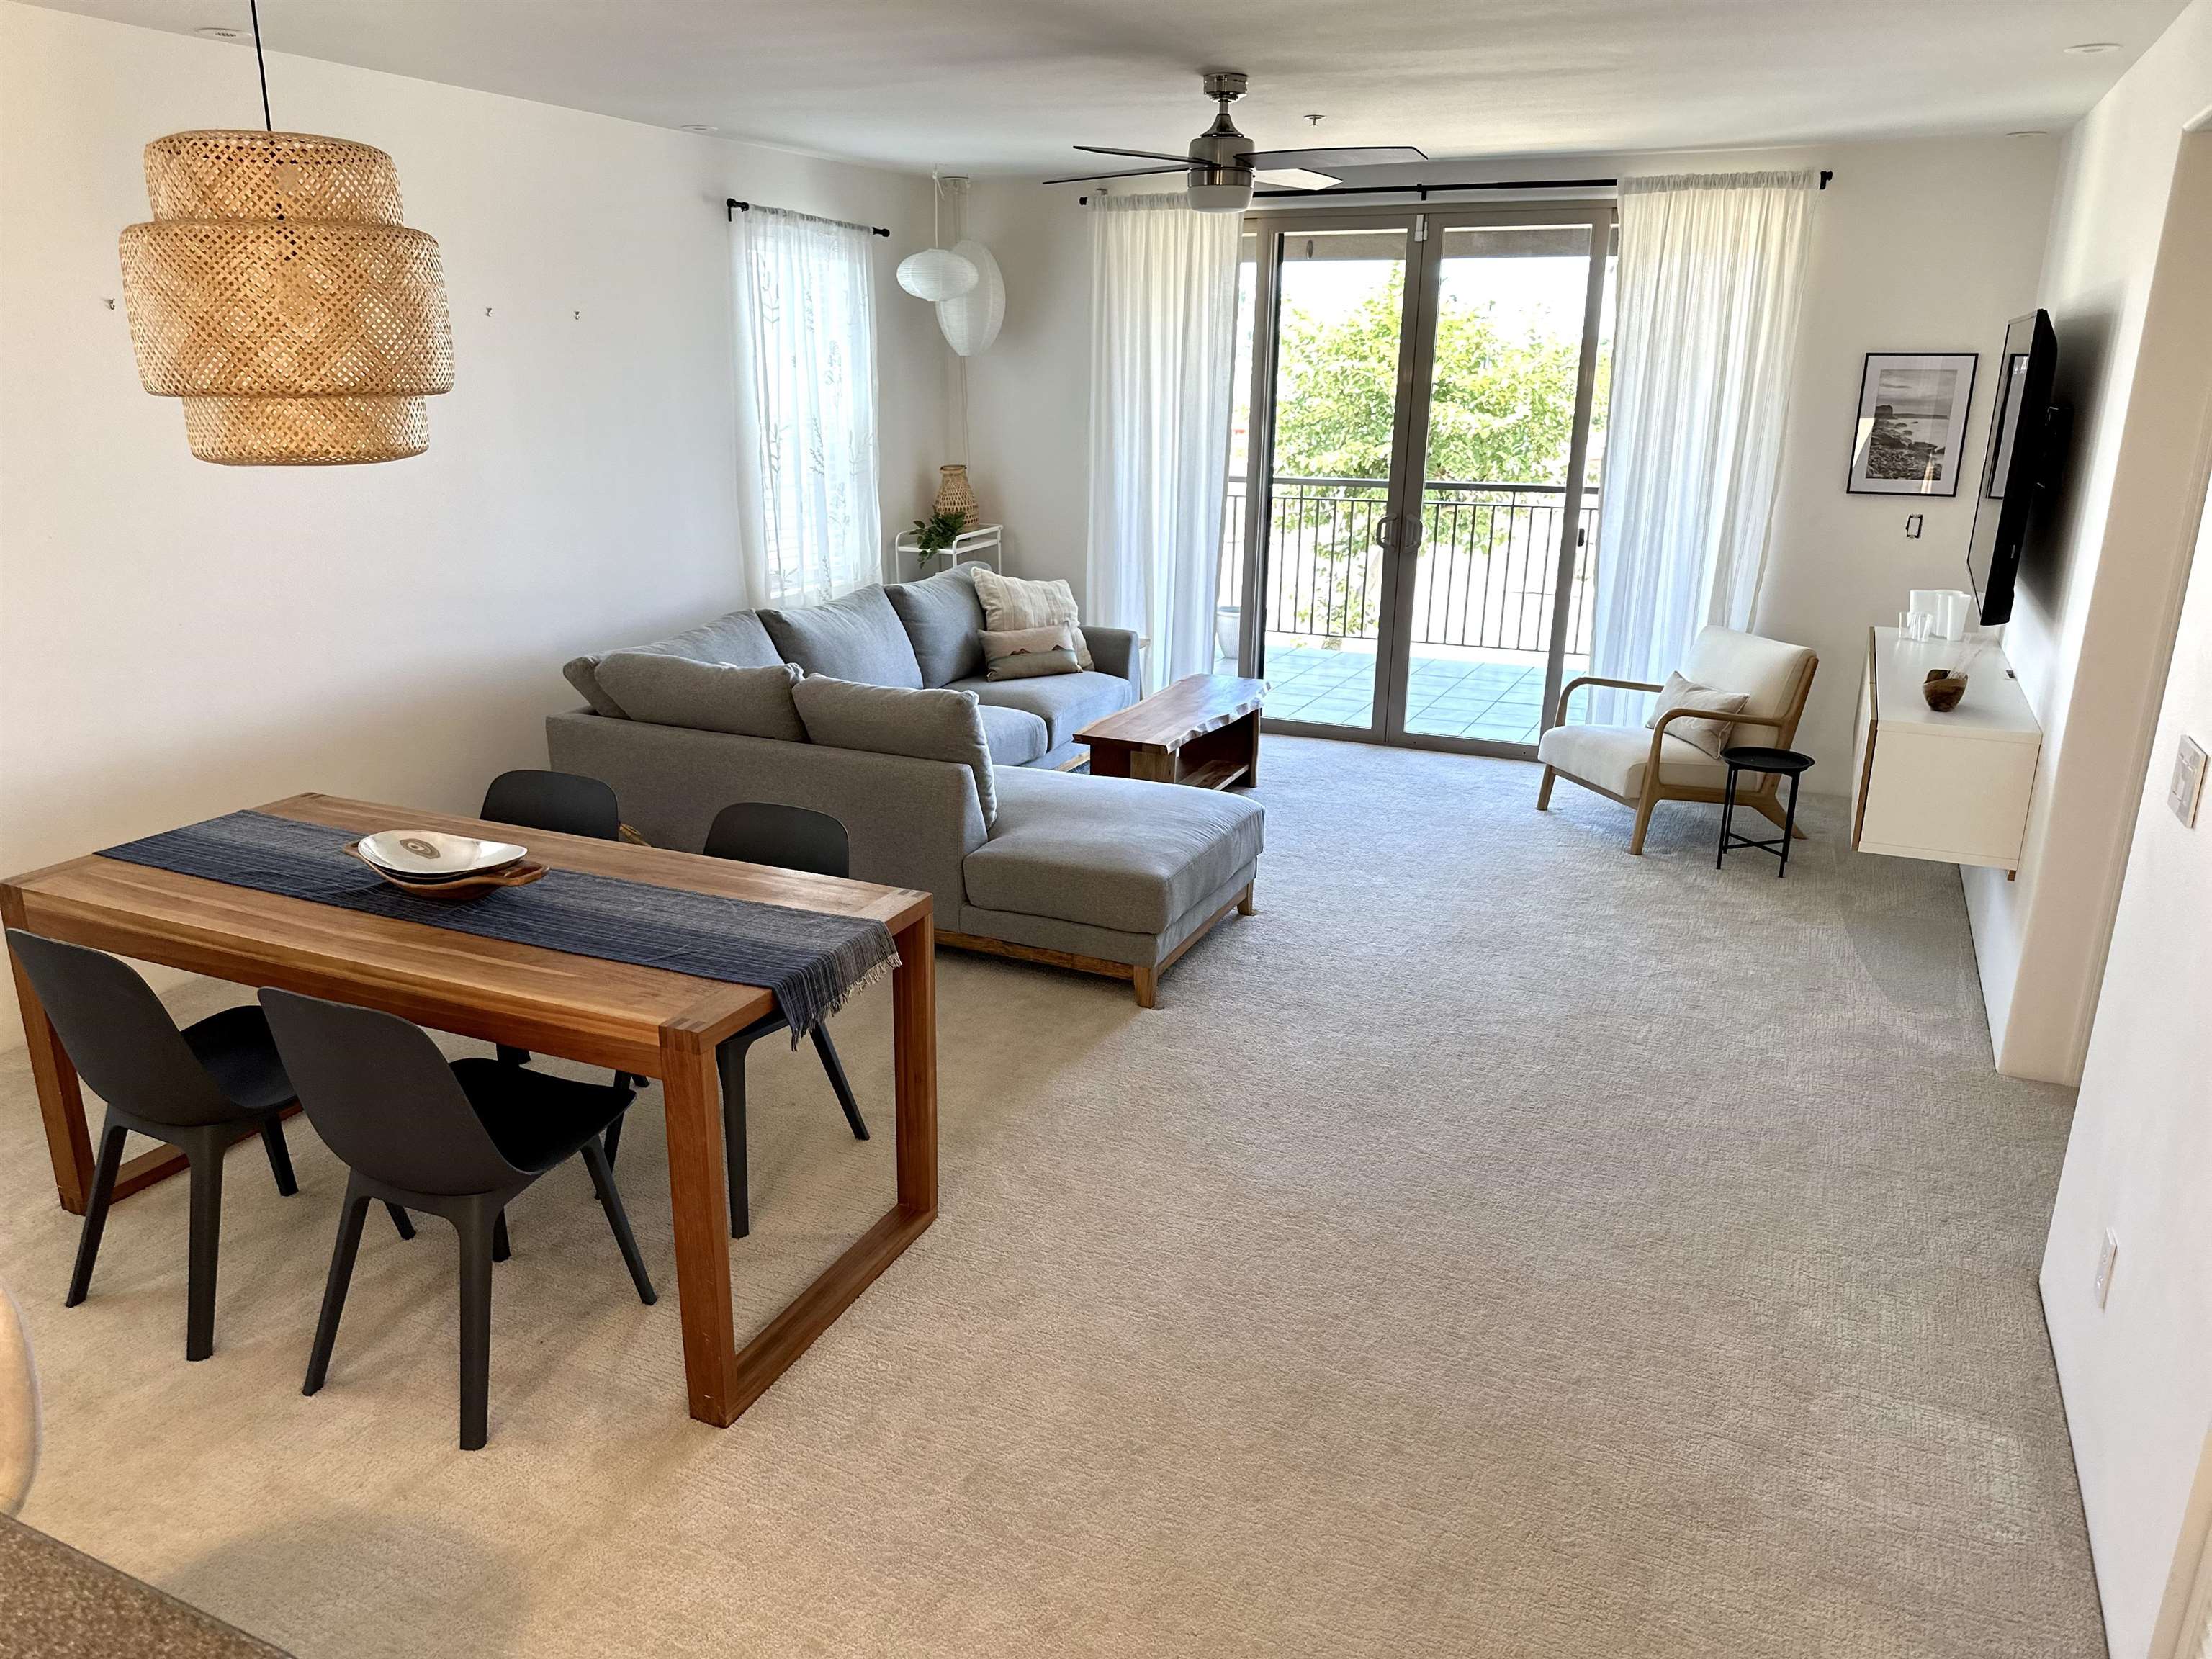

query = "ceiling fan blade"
[1074,144,1197,165]
[1254,168,1341,191]
[1043,166,1190,186]
[1241,145,1429,169]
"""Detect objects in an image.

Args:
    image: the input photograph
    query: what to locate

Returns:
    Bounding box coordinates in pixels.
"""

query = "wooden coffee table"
[1078,674,1266,789]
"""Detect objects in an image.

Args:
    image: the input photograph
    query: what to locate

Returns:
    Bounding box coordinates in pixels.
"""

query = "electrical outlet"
[2169,735,2206,827]
[2094,1228,2120,1308]
[1905,513,1924,539]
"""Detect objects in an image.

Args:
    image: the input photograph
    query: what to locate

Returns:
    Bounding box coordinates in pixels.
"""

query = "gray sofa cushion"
[593,655,806,740]
[885,568,986,688]
[562,607,781,717]
[761,586,924,688]
[963,768,1264,935]
[793,676,998,824]
[976,704,1049,768]
[562,660,629,718]
[948,670,1138,750]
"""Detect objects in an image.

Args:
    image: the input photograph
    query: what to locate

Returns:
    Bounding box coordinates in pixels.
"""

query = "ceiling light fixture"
[1047,72,1425,213]
[194,25,246,39]
[896,171,979,302]
[935,238,1004,357]
[118,0,454,464]
[2064,41,2121,53]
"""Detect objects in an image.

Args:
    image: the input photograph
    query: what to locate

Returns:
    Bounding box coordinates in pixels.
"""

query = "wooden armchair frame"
[1535,655,1819,855]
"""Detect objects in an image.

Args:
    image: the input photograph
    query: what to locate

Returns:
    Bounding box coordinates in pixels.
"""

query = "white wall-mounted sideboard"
[1851,626,2043,871]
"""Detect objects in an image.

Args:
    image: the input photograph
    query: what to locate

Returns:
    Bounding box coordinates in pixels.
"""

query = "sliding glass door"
[1221,202,1616,756]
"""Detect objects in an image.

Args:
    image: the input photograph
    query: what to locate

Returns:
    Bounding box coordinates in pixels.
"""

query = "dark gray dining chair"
[480,769,620,843]
[679,801,870,1240]
[261,988,655,1451]
[477,768,649,1099]
[4,930,411,1362]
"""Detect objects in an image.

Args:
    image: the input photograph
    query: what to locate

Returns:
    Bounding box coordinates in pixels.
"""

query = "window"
[732,207,881,608]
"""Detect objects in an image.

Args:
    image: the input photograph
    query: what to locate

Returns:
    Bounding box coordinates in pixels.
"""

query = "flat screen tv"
[1965,309,2059,626]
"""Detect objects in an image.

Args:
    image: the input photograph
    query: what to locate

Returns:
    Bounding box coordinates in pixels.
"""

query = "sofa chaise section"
[953,768,1262,1006]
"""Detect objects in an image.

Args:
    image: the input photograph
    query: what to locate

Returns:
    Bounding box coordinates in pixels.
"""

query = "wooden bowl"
[1923,670,1968,713]
[343,841,547,899]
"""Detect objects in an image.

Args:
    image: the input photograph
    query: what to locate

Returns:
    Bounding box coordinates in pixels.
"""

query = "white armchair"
[1535,626,1819,854]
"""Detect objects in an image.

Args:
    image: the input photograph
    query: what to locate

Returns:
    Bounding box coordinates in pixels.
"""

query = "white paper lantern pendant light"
[116,0,454,464]
[896,247,977,302]
[896,172,978,301]
[935,239,1004,358]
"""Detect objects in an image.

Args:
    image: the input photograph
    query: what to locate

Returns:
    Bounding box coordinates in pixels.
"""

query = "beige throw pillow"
[981,624,1080,681]
[1646,671,1749,758]
[968,567,1093,670]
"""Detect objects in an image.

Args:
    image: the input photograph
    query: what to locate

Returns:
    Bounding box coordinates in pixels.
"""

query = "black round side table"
[1717,746,1815,877]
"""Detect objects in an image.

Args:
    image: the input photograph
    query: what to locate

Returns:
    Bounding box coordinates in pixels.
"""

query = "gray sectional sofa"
[547,569,1262,1004]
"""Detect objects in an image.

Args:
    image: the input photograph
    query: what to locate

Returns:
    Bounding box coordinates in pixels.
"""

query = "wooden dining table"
[0,793,937,1428]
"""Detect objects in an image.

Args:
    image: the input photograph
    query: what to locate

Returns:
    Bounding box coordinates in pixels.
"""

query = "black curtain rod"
[1249,169,1831,201]
[726,198,891,237]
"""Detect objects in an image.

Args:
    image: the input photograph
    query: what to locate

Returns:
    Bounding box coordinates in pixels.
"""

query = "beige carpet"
[0,738,2102,1657]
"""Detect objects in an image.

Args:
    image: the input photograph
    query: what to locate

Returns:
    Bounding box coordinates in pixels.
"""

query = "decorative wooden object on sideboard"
[1851,626,2041,872]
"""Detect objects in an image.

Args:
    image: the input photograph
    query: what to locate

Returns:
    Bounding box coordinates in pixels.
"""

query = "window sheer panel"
[1588,171,1815,723]
[1086,194,1243,691]
[732,208,883,611]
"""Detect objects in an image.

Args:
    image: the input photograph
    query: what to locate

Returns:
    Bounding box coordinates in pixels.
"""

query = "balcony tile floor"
[1225,642,1559,745]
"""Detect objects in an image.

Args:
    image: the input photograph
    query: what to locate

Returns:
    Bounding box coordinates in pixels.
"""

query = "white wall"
[2028,19,2212,1655]
[2044,470,2212,1659]
[961,136,2059,783]
[958,177,1102,586]
[0,4,946,1030]
[1960,0,2212,1085]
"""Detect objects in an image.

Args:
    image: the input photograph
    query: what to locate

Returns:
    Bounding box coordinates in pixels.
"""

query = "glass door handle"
[1375,514,1424,552]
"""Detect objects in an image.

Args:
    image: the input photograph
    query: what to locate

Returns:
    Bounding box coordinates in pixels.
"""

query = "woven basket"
[933,464,979,529]
[117,130,454,465]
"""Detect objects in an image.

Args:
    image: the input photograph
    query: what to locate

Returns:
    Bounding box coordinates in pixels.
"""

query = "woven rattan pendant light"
[116,1,452,464]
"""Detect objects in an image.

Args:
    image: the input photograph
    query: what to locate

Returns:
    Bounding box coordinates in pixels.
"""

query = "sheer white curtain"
[1086,194,1241,691]
[1589,171,1816,720]
[731,207,882,609]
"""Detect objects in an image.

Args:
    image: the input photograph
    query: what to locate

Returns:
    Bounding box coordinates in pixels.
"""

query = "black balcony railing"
[1218,476,1601,659]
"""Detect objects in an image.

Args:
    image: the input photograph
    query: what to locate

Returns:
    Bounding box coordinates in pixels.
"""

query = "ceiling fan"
[1046,71,1427,213]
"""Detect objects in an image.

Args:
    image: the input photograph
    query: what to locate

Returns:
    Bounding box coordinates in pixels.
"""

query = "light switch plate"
[1905,513,1924,539]
[2095,1228,2119,1308]
[2169,735,2206,827]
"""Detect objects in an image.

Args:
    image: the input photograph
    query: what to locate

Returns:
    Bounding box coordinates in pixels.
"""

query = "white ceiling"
[30,0,2189,175]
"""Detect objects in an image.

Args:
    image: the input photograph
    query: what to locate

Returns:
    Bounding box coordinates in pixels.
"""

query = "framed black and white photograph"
[1847,352,1978,496]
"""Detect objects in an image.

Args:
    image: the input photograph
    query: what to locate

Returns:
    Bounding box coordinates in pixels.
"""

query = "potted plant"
[907,508,968,573]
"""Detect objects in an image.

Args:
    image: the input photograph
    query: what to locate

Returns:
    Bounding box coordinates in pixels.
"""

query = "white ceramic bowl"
[356,830,526,881]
